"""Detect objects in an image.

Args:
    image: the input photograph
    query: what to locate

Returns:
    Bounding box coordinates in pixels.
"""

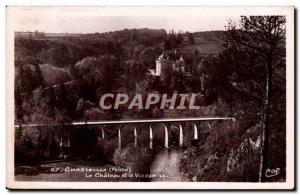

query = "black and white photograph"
[5,6,294,189]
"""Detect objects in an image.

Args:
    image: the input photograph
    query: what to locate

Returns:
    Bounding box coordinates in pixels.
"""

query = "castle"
[154,52,186,81]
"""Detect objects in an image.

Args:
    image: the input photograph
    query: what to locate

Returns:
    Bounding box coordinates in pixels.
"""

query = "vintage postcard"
[6,6,294,189]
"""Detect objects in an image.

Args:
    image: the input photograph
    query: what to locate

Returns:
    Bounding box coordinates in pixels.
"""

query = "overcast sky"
[9,7,244,33]
[15,16,241,33]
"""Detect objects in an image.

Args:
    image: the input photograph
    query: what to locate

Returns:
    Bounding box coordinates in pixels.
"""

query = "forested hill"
[15,28,225,68]
[15,28,225,93]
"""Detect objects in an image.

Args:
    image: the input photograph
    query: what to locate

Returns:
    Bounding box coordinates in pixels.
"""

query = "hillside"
[180,31,225,55]
[15,28,225,89]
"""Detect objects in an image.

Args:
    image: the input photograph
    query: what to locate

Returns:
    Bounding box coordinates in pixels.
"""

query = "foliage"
[14,24,286,183]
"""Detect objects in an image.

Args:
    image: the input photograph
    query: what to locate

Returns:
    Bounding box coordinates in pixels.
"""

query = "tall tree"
[225,16,286,182]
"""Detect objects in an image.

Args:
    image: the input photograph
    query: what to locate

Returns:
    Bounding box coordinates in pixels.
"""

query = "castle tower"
[155,53,164,76]
[179,55,185,72]
[155,53,174,83]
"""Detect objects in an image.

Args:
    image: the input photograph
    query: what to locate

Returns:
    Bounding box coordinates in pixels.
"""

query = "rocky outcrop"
[180,123,262,182]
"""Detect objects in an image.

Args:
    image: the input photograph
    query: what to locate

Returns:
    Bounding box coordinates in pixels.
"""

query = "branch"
[230,82,264,102]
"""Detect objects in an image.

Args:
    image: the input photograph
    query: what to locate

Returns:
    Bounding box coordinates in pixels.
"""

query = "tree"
[225,16,286,182]
[72,55,120,100]
[176,33,184,45]
[163,39,172,50]
[18,65,37,94]
[187,32,195,44]
[33,64,45,88]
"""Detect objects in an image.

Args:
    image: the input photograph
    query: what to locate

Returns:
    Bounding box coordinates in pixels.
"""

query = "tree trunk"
[259,55,273,182]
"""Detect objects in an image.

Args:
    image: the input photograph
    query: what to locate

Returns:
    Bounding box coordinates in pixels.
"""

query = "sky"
[8,7,243,33]
[14,15,240,34]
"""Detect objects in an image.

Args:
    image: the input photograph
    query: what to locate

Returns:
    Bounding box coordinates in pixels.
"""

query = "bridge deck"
[15,117,235,128]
